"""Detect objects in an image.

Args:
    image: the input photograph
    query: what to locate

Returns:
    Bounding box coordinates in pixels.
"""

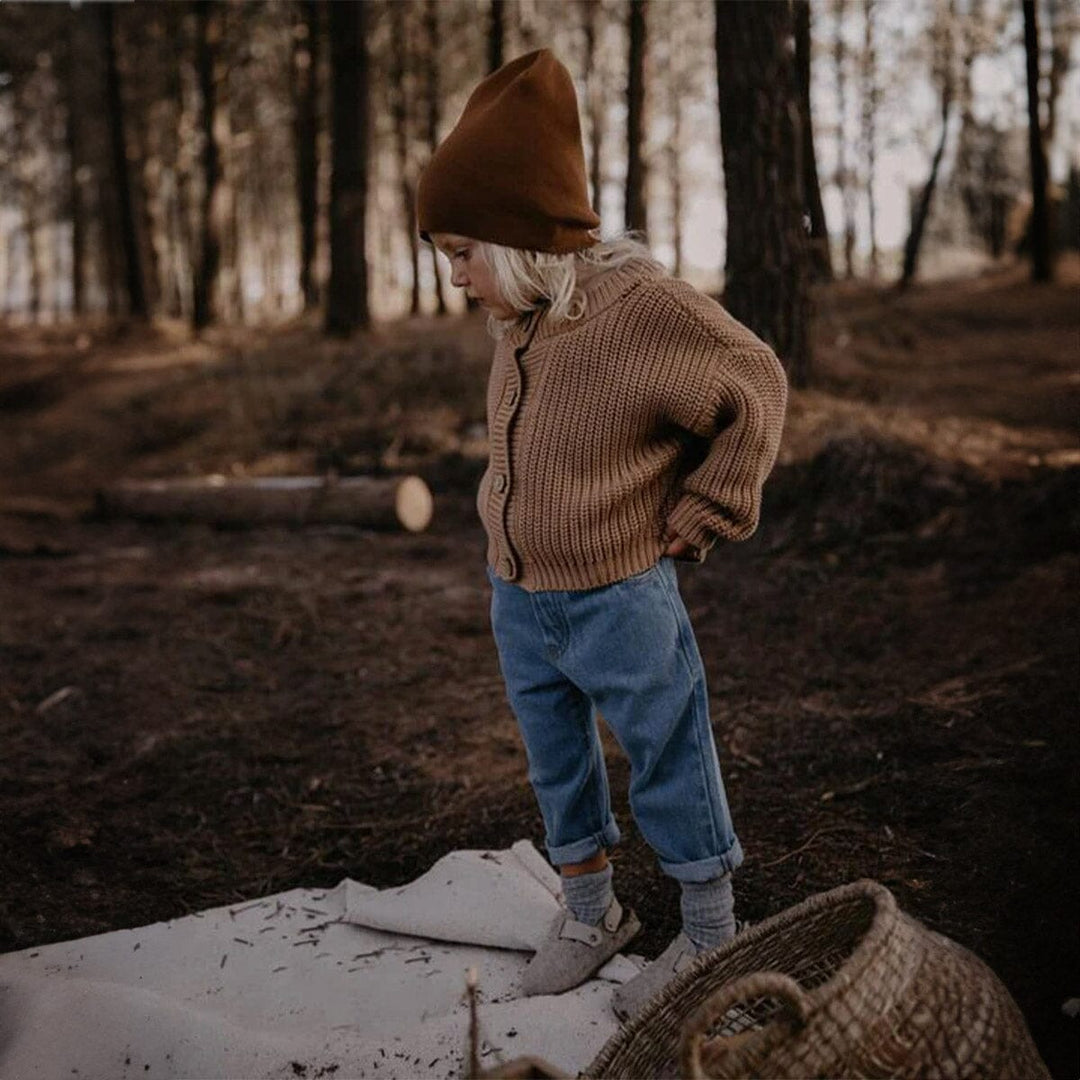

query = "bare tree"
[1022,0,1052,281]
[101,3,149,319]
[900,0,957,289]
[292,0,319,311]
[325,0,370,335]
[488,0,505,74]
[63,20,89,315]
[390,1,420,316]
[422,0,447,315]
[625,0,648,234]
[794,0,832,282]
[859,0,879,278]
[192,0,223,328]
[715,0,812,386]
[1042,0,1075,150]
[833,0,857,279]
[581,0,606,217]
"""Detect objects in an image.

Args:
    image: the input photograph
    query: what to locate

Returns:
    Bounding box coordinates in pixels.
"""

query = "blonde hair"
[477,233,665,338]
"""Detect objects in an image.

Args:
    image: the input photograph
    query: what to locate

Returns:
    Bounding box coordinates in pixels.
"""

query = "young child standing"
[417,50,787,1019]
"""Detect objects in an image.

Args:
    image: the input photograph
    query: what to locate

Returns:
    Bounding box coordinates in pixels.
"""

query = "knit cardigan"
[479,259,788,591]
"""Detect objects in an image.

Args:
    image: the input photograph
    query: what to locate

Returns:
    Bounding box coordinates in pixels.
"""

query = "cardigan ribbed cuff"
[665,494,721,553]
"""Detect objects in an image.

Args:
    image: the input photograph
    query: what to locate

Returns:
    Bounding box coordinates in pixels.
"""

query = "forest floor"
[1,256,1077,1077]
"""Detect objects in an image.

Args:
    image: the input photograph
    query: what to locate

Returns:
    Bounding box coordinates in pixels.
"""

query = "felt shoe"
[612,931,699,1021]
[521,897,641,997]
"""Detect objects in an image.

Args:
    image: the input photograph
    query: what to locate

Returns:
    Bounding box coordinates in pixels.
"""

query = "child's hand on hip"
[662,527,706,562]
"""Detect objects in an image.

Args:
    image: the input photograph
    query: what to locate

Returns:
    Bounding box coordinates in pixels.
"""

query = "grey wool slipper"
[611,931,699,1021]
[520,897,641,997]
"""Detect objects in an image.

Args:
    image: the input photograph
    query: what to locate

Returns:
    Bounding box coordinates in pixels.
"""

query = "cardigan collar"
[505,258,665,351]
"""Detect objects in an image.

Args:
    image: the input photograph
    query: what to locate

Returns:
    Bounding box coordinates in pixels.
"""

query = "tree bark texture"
[715,0,812,387]
[63,24,86,316]
[583,0,605,217]
[100,3,149,319]
[833,0,856,279]
[794,0,832,282]
[1022,0,1052,281]
[860,0,879,278]
[488,0,505,74]
[625,0,648,234]
[292,0,320,311]
[423,0,447,315]
[900,0,957,288]
[325,0,370,336]
[12,98,43,318]
[193,0,223,328]
[900,94,952,285]
[390,2,420,316]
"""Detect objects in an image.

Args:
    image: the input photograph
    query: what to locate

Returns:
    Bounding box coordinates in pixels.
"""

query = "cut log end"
[395,476,434,532]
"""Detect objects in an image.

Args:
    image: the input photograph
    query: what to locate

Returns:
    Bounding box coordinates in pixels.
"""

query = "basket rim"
[585,878,898,1078]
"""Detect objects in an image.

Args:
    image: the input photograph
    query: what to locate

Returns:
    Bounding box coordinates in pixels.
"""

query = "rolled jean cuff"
[546,818,621,868]
[659,837,744,883]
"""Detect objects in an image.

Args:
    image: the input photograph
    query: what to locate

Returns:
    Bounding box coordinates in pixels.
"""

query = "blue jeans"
[487,558,743,883]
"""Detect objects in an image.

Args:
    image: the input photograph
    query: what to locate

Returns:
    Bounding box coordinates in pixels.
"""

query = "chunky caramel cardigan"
[479,259,788,591]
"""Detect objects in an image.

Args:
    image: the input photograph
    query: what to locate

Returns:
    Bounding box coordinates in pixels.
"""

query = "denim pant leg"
[559,559,743,883]
[487,568,621,867]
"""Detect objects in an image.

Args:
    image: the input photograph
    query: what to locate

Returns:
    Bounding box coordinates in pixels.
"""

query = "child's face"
[430,233,516,320]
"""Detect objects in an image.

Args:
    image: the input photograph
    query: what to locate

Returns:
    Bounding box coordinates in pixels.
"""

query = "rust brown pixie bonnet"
[417,49,600,254]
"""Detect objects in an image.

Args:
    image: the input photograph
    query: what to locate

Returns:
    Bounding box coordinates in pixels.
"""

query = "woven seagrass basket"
[585,880,1049,1079]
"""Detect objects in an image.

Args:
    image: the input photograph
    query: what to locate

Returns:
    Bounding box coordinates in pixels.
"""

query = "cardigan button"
[493,473,508,493]
[507,387,518,406]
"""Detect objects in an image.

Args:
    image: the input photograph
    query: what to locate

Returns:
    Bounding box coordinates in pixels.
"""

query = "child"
[417,50,787,1019]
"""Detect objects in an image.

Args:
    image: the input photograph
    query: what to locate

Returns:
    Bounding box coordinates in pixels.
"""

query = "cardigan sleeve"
[654,286,789,550]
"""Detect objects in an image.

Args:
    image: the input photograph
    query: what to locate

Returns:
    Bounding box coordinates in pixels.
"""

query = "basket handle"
[678,971,811,1079]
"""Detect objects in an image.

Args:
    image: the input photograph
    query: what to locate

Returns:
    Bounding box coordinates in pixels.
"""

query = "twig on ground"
[761,825,866,868]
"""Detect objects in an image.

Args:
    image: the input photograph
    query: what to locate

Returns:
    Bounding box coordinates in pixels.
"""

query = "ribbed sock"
[680,873,736,951]
[561,863,614,926]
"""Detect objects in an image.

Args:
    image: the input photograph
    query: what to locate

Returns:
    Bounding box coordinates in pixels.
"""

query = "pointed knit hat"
[417,49,600,254]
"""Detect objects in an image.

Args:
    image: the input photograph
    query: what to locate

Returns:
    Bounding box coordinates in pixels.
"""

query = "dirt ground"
[1,258,1077,1077]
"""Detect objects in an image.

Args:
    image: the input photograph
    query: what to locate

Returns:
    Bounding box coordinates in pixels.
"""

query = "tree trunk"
[193,0,223,329]
[860,0,879,278]
[715,0,812,387]
[169,19,195,321]
[1043,0,1070,149]
[582,0,605,217]
[488,0,505,74]
[661,0,684,277]
[833,0,856,279]
[13,103,43,319]
[100,4,149,320]
[325,0,370,336]
[98,175,122,318]
[668,93,683,279]
[794,0,832,282]
[625,0,648,234]
[390,2,420,316]
[220,4,242,323]
[1022,0,1052,282]
[900,90,952,288]
[292,0,320,311]
[129,102,162,315]
[63,40,86,316]
[423,0,447,315]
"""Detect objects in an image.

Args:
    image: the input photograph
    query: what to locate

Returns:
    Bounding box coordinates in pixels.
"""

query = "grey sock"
[680,873,736,951]
[561,864,614,926]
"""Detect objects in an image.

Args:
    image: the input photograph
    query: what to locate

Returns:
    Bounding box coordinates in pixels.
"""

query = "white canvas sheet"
[0,842,641,1079]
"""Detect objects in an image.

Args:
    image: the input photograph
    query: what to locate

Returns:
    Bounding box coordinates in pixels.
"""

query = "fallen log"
[99,474,434,532]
